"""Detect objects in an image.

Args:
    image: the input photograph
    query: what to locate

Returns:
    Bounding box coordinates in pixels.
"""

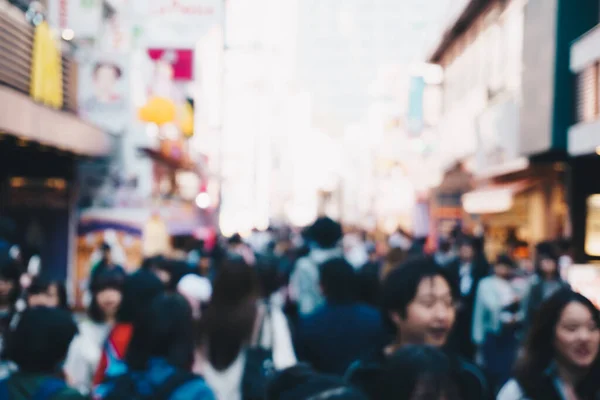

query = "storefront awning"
[462,180,533,215]
[0,86,110,156]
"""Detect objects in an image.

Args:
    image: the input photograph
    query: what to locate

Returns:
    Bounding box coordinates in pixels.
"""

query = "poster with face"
[79,55,130,135]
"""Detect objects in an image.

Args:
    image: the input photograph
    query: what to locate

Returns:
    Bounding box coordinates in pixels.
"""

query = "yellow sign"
[30,22,63,108]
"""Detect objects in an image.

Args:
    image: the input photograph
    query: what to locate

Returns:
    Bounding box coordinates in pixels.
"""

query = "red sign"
[147,49,193,81]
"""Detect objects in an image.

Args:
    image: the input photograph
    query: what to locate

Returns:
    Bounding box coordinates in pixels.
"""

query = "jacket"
[2,373,86,400]
[96,358,214,400]
[289,248,342,316]
[294,303,386,376]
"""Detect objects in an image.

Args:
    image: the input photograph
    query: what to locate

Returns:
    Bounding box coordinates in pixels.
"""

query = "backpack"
[0,377,66,400]
[241,303,276,400]
[102,370,197,400]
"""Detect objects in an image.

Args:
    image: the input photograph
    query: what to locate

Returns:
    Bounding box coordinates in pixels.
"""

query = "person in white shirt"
[64,274,123,395]
[472,254,522,392]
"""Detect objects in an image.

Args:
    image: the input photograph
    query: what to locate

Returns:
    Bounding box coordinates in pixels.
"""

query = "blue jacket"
[294,303,386,376]
[96,358,214,400]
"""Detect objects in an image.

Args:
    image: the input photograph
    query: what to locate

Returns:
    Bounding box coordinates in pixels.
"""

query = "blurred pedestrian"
[376,345,461,400]
[472,254,522,391]
[266,363,367,400]
[498,289,600,399]
[289,217,343,316]
[90,243,126,287]
[197,258,295,400]
[93,269,164,389]
[522,242,569,327]
[295,258,385,375]
[26,276,69,310]
[446,236,490,360]
[346,257,489,400]
[99,294,214,399]
[65,274,123,394]
[0,307,84,400]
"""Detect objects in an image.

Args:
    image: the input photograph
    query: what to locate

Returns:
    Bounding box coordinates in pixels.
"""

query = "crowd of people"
[0,216,598,400]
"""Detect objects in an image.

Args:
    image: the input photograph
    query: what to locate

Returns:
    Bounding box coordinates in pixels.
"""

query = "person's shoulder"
[355,304,382,320]
[497,379,525,400]
[171,377,215,400]
[55,386,89,400]
[453,357,490,399]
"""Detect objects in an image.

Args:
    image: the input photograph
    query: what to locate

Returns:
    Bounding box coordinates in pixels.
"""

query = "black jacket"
[345,346,490,400]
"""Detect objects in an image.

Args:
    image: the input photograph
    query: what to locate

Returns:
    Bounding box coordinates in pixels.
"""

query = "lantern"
[138,96,177,125]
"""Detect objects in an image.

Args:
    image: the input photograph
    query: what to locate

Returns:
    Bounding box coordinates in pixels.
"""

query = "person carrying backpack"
[0,307,84,400]
[97,293,214,400]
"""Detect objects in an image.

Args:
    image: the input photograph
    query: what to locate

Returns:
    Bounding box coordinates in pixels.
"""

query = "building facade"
[568,7,600,262]
[428,0,598,257]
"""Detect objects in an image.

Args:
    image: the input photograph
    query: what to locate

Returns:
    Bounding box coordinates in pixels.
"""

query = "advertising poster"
[79,54,130,135]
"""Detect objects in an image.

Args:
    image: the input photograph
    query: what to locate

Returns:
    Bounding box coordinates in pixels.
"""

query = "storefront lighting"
[462,188,514,214]
[195,192,210,209]
[61,29,75,41]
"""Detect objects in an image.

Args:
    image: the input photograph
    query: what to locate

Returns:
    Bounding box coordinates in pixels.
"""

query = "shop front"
[0,3,109,279]
[462,164,568,260]
[568,23,600,263]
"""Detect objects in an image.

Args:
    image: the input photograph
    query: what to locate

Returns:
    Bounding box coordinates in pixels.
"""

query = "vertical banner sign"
[407,75,425,136]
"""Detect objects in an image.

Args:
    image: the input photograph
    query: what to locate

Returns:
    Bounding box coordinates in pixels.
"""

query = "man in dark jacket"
[346,257,490,400]
[294,258,386,376]
[446,236,490,360]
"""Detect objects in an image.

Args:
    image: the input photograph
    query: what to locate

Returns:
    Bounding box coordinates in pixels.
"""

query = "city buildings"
[569,8,600,263]
[428,0,598,257]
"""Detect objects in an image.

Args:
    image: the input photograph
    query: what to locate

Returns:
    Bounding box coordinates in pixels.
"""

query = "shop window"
[585,194,600,256]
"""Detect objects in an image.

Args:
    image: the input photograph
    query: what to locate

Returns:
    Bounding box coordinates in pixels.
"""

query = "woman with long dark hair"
[498,289,600,399]
[100,294,214,399]
[196,258,295,400]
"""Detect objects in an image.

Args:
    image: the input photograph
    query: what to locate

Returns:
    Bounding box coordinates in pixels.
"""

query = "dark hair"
[228,233,243,245]
[198,258,259,370]
[93,62,122,79]
[319,258,357,304]
[0,260,22,305]
[88,274,123,323]
[255,255,284,298]
[306,217,343,249]
[515,288,600,399]
[381,257,456,331]
[28,276,69,310]
[125,293,195,371]
[3,307,77,373]
[116,269,164,323]
[495,253,516,269]
[535,241,560,279]
[266,364,368,400]
[377,345,459,400]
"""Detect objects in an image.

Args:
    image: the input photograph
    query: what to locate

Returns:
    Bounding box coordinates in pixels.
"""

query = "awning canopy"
[0,86,110,156]
[462,180,533,215]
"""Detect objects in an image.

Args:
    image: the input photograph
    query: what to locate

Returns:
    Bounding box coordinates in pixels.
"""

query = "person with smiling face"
[498,288,600,400]
[346,257,489,400]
